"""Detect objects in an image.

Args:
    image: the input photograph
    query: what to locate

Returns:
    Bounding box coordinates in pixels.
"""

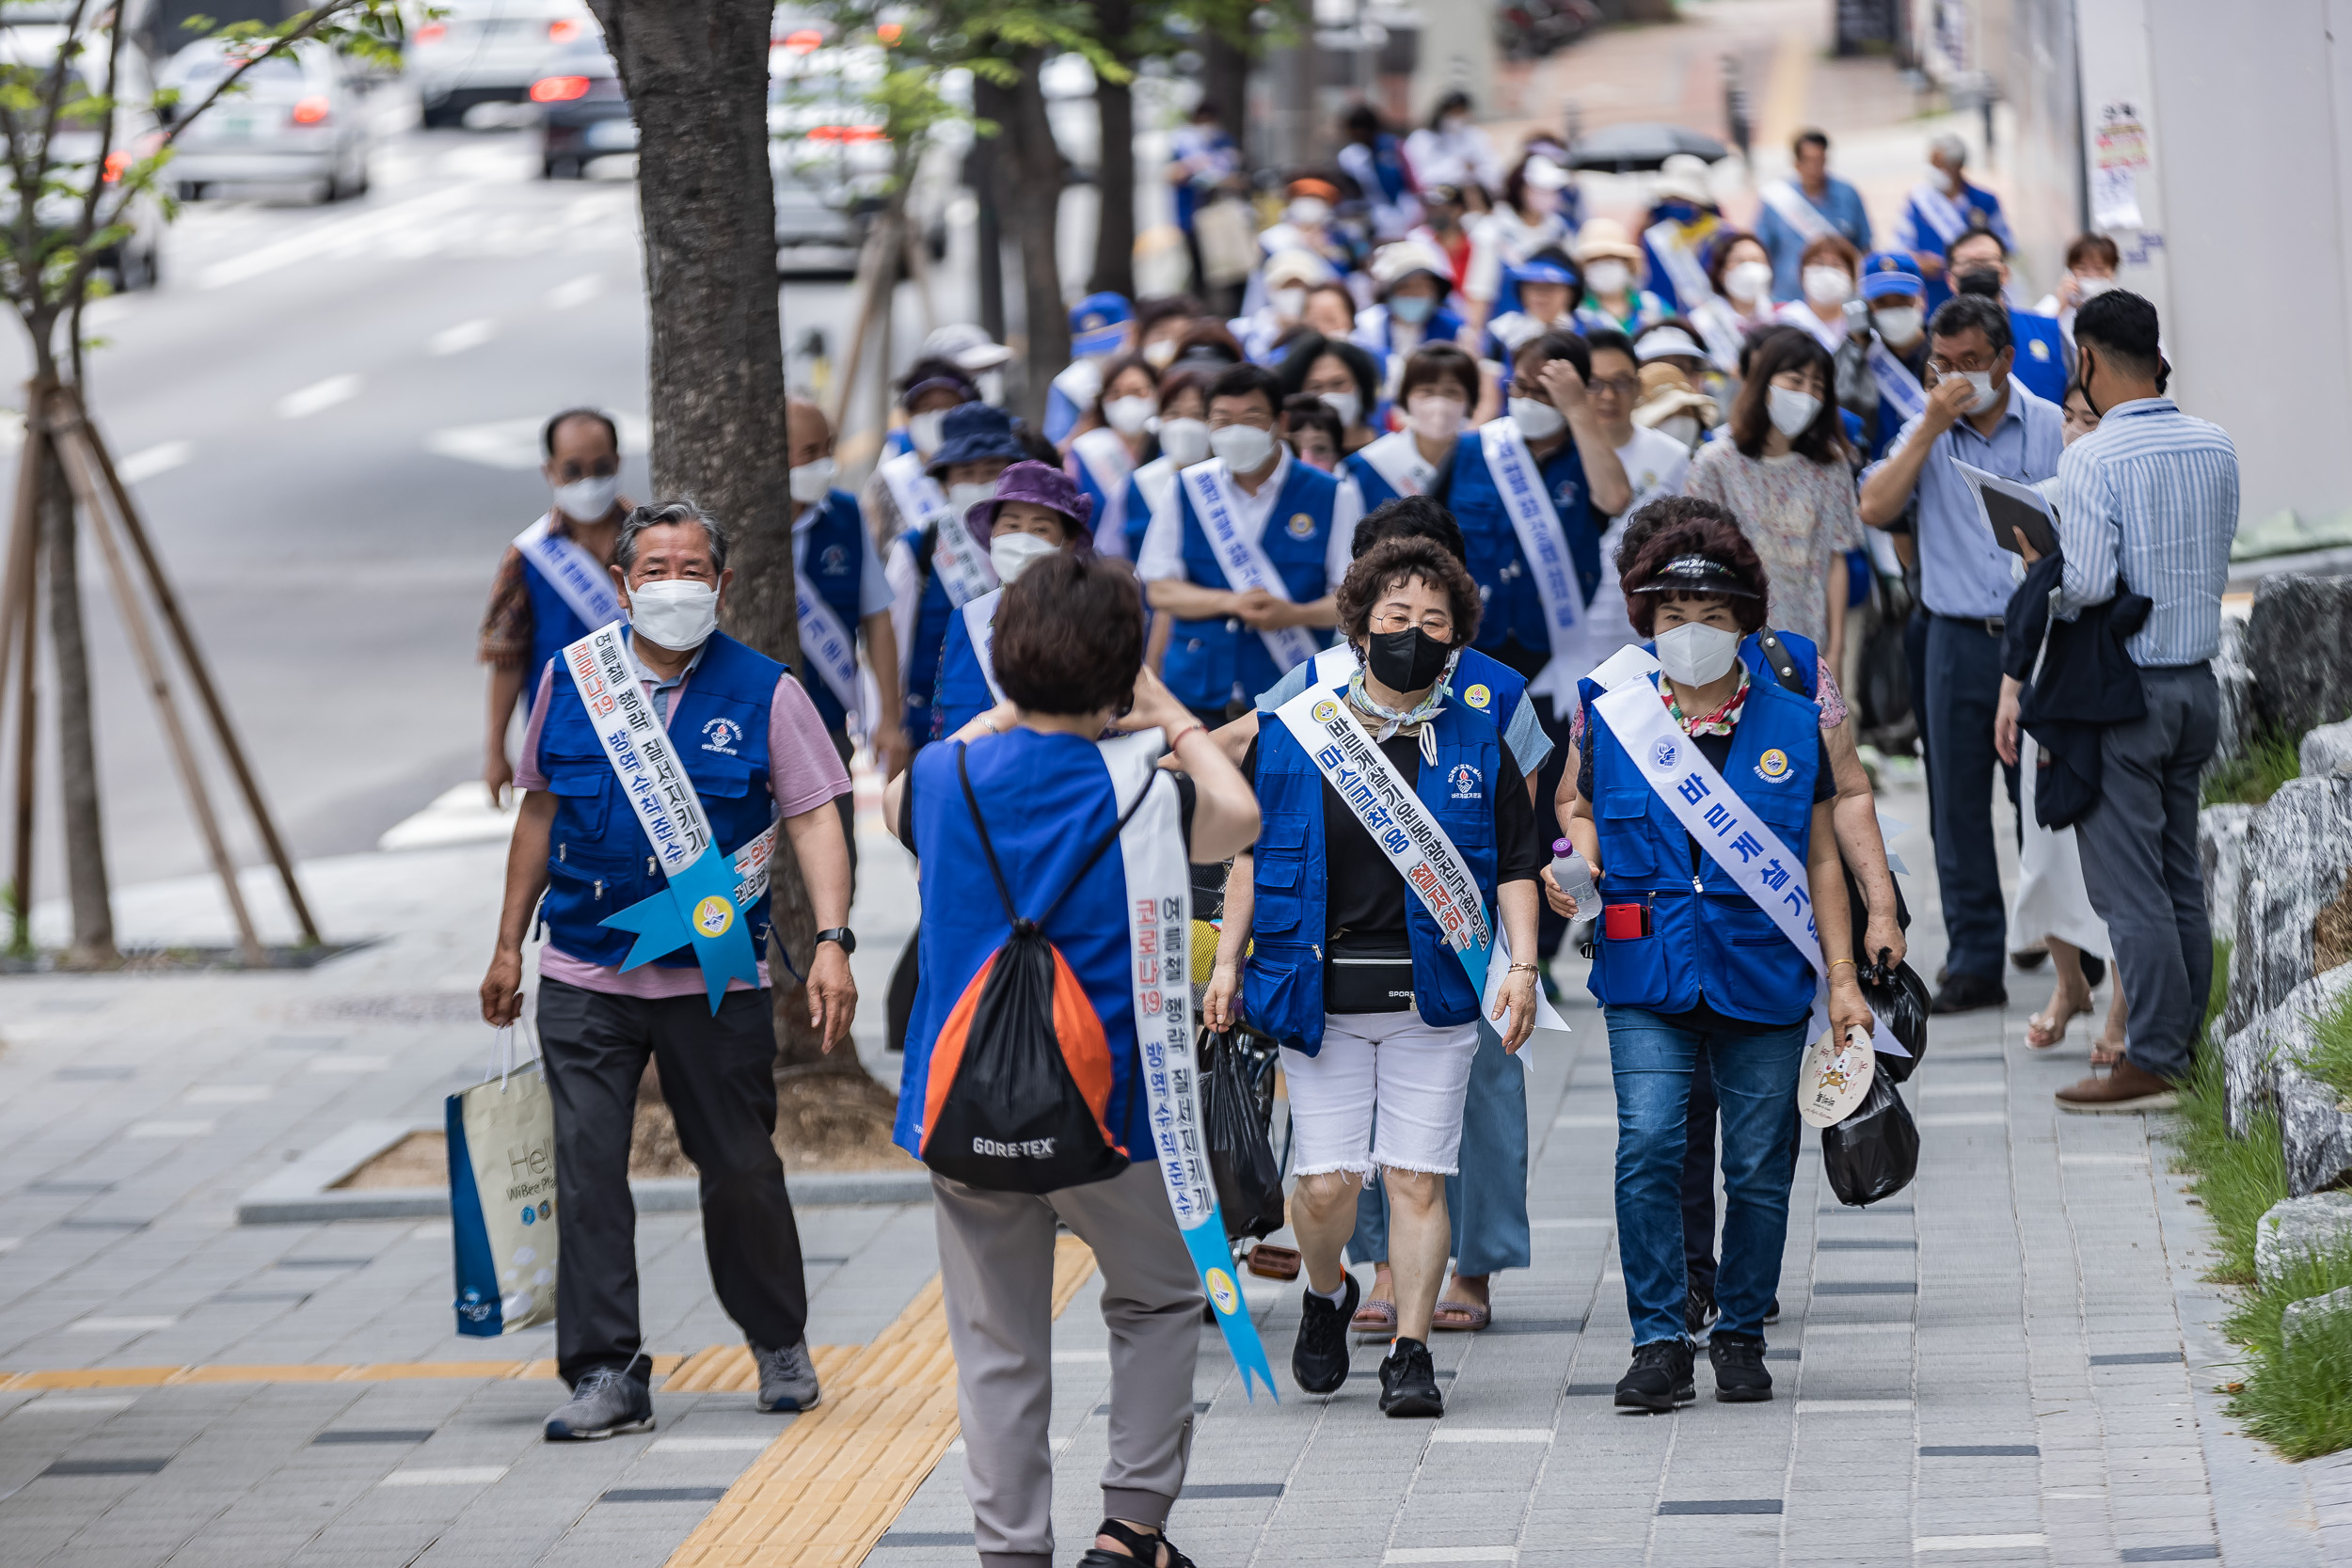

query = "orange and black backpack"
[918,743,1152,1193]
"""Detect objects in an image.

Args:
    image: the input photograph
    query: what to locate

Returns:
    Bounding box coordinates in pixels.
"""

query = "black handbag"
[1200,1025,1287,1242]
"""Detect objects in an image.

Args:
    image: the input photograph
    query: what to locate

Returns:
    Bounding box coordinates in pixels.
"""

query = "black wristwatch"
[815,927,857,955]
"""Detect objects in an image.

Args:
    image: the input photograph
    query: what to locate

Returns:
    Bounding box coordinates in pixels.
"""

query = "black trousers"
[537,977,810,1387]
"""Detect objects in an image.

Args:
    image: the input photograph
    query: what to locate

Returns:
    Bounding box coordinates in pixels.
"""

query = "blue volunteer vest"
[1163,461,1341,712]
[1442,428,1602,660]
[520,548,601,720]
[534,630,784,971]
[797,488,869,735]
[1576,637,1821,1024]
[1338,437,1459,513]
[1120,467,1159,562]
[896,730,1160,1160]
[902,523,961,746]
[2008,311,2069,405]
[1244,689,1503,1054]
[932,587,999,738]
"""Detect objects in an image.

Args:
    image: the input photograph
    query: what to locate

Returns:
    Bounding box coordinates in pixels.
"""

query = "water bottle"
[1551,839,1599,958]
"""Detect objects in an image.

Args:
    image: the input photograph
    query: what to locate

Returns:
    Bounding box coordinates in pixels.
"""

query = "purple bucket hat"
[964,459,1095,543]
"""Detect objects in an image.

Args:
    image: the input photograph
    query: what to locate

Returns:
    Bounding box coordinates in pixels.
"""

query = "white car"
[160,39,372,203]
[0,15,163,288]
[406,0,597,128]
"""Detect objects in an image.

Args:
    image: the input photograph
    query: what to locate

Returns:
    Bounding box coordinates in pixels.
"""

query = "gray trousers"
[932,1160,1203,1568]
[2074,663,2220,1082]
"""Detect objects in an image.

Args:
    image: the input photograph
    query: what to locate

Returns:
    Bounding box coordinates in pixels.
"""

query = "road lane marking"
[424,411,648,470]
[199,182,482,288]
[277,375,360,420]
[427,318,496,356]
[546,273,602,309]
[115,440,195,483]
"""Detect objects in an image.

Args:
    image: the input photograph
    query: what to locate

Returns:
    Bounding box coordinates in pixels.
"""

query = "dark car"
[532,39,632,179]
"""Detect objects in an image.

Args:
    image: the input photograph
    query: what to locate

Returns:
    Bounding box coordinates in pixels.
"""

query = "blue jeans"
[1607,1007,1805,1346]
[1348,1018,1531,1277]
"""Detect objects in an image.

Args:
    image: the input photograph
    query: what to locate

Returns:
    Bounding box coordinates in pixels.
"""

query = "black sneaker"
[1931,972,2009,1014]
[1292,1274,1359,1396]
[1378,1337,1444,1418]
[1708,1332,1772,1402]
[1683,1272,1718,1336]
[1613,1339,1695,1414]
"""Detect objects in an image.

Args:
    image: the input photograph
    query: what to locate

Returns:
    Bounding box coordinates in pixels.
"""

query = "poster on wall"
[2091,101,2150,230]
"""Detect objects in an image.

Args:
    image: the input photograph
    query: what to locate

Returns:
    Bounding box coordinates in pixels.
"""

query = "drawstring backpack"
[919,741,1153,1193]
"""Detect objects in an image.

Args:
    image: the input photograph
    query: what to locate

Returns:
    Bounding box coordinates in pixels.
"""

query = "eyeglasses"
[1369,607,1454,637]
[1926,351,2005,377]
[1587,375,1640,398]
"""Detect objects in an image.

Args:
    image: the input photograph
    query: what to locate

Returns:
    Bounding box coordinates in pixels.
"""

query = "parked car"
[0,16,162,288]
[406,0,596,128]
[531,36,630,177]
[159,38,371,203]
[769,40,955,274]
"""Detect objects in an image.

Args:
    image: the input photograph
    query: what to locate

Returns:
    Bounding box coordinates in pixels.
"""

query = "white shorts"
[1282,1007,1481,1178]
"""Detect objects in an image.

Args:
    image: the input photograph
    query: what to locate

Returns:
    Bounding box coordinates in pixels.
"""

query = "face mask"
[552,472,618,522]
[1653,619,1740,687]
[628,578,719,653]
[1366,626,1454,692]
[946,480,997,515]
[1141,337,1179,368]
[989,530,1059,583]
[1659,413,1700,450]
[1872,306,1923,347]
[1104,395,1156,436]
[1954,265,2003,299]
[1960,369,2000,414]
[1271,287,1308,321]
[2075,276,2117,301]
[1802,266,1853,308]
[976,371,1005,406]
[1766,385,1820,437]
[1288,198,1330,226]
[1509,395,1564,440]
[1441,113,1468,133]
[788,456,835,504]
[1389,294,1435,325]
[1725,261,1773,303]
[1209,422,1276,472]
[908,409,947,455]
[1406,392,1466,443]
[1158,417,1210,467]
[1319,389,1361,429]
[1584,259,1631,296]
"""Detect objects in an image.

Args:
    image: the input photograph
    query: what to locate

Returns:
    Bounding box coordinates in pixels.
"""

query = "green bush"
[2201,726,2303,808]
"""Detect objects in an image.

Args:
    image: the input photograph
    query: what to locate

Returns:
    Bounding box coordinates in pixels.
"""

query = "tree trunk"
[1088,0,1136,301]
[41,428,118,968]
[592,0,870,1085]
[1000,51,1072,426]
[1204,32,1249,156]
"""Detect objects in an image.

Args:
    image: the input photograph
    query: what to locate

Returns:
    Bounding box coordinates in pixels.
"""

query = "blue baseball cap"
[1859,250,1926,301]
[1069,292,1134,357]
[926,403,1027,475]
[1508,256,1580,289]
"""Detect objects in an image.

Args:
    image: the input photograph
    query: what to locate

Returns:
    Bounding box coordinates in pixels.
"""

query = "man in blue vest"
[1136,361,1358,724]
[480,501,859,1443]
[479,407,632,802]
[1947,226,2071,405]
[1857,251,1932,460]
[1893,133,2013,312]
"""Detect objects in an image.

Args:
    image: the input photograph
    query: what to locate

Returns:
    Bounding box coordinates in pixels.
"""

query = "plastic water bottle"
[1550,839,1597,911]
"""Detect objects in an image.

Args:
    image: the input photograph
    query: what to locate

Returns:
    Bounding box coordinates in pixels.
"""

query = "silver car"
[406,0,598,128]
[160,39,372,202]
[0,17,163,288]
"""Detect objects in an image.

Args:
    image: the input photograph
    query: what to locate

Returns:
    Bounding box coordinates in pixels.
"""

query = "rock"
[2280,1064,2352,1197]
[2208,614,2259,778]
[2221,777,2352,1039]
[2255,1192,2352,1291]
[2305,718,2352,781]
[2223,966,2352,1138]
[2199,803,2256,951]
[2245,573,2352,736]
[2281,1284,2352,1351]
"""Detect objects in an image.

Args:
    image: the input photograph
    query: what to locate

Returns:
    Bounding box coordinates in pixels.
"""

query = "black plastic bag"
[1201,1026,1286,1242]
[1820,1072,1919,1207]
[1858,953,1931,1084]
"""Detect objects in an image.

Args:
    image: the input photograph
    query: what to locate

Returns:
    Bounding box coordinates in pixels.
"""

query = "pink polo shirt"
[517,652,851,998]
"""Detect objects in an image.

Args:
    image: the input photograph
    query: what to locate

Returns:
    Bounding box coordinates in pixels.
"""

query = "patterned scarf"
[1660,665,1750,736]
[1346,647,1463,764]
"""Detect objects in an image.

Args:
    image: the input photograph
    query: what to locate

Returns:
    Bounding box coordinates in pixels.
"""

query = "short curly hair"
[1338,535,1482,647]
[1618,513,1770,639]
[993,552,1145,716]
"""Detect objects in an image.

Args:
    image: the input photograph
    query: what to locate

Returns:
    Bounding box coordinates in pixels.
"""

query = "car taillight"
[291,96,330,125]
[877,22,902,42]
[102,149,128,183]
[806,124,886,142]
[414,22,446,42]
[782,27,822,50]
[531,75,592,103]
[548,17,585,41]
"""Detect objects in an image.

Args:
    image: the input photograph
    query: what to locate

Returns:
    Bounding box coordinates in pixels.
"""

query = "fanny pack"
[1325,937,1414,1014]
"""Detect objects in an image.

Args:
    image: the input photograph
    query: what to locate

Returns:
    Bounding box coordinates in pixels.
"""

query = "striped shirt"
[2053,397,2239,667]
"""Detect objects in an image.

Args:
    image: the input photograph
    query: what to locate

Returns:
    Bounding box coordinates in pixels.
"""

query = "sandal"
[1078,1518,1196,1568]
[2025,990,2093,1051]
[1432,1297,1492,1332]
[1352,1295,1398,1335]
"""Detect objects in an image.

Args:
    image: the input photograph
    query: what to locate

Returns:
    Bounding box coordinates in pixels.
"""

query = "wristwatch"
[815,927,857,955]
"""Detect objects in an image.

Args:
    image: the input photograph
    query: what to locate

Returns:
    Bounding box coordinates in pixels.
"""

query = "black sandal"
[1076,1517,1198,1568]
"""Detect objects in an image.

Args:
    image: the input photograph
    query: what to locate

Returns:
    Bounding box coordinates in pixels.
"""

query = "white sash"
[1777,299,1847,355]
[793,572,863,727]
[1908,182,1970,246]
[960,588,1009,706]
[1179,459,1321,672]
[882,451,995,607]
[1355,430,1437,499]
[1133,456,1179,531]
[1585,644,1904,1055]
[1687,296,1750,374]
[1477,419,1581,703]
[516,514,624,633]
[1643,218,1714,307]
[1866,339,1928,424]
[1070,428,1135,560]
[1758,179,1836,244]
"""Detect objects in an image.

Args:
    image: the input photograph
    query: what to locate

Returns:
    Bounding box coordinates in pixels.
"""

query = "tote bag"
[449,1023,559,1337]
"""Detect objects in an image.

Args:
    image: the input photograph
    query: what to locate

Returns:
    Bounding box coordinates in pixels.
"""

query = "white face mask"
[946,480,997,515]
[627,578,720,653]
[1654,619,1740,687]
[907,409,947,455]
[1802,266,1853,308]
[1725,260,1773,303]
[1319,389,1361,430]
[1209,422,1276,473]
[1271,287,1308,322]
[1158,417,1210,467]
[2075,275,2117,301]
[1141,337,1180,368]
[1509,395,1564,440]
[1766,385,1820,437]
[1288,198,1330,226]
[1406,392,1467,443]
[1960,369,2000,414]
[1584,259,1631,297]
[1872,306,1923,347]
[1104,395,1156,436]
[1659,413,1700,450]
[552,472,618,522]
[788,456,835,504]
[989,530,1059,583]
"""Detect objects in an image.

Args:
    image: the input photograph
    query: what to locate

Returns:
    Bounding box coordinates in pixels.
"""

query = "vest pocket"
[1597,788,1661,879]
[544,766,612,848]
[1252,853,1303,934]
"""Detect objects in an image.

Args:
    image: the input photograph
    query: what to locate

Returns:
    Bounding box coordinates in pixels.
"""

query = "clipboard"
[1951,457,2061,558]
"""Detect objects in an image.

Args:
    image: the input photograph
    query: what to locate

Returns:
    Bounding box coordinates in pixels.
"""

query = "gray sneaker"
[544,1365,654,1441]
[753,1339,821,1412]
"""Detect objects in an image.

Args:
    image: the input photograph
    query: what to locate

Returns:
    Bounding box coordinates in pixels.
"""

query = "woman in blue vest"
[1064,353,1158,561]
[1206,534,1547,1418]
[930,461,1097,736]
[885,552,1259,1568]
[1343,343,1474,512]
[1552,516,1872,1413]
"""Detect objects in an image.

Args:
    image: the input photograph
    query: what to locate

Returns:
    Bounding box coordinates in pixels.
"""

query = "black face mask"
[1366,626,1453,693]
[1954,265,2004,299]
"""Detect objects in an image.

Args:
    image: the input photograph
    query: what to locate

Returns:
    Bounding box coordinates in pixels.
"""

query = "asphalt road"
[3,93,940,925]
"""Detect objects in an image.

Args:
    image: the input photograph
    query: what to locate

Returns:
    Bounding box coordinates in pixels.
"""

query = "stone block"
[2221,776,2352,1038]
[2199,803,2255,951]
[2254,1193,2352,1291]
[2208,613,2259,777]
[2280,1065,2352,1198]
[2245,573,2352,736]
[2281,1284,2352,1350]
[2305,719,2352,781]
[2222,966,2352,1138]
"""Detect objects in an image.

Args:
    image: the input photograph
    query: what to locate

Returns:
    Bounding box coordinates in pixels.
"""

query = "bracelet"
[1168,722,1206,751]
[1508,962,1539,975]
[1828,958,1856,972]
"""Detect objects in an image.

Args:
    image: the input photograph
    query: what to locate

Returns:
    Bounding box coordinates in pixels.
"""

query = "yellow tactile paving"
[0,1352,693,1391]
[660,1236,1099,1568]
